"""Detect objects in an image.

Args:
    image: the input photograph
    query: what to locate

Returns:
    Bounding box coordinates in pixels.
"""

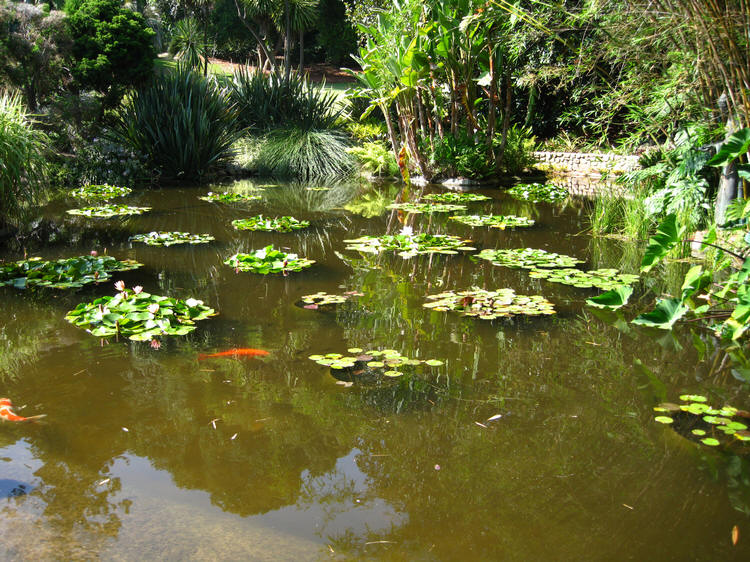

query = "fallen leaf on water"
[231,433,238,440]
[122,427,129,432]
[732,525,739,546]
[474,421,488,428]
[622,504,633,510]
[487,414,503,422]
[97,478,110,486]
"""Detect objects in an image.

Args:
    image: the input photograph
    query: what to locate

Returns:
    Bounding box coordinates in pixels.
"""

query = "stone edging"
[533,151,640,177]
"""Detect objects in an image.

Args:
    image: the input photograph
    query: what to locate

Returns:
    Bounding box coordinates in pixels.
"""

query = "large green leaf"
[641,214,685,273]
[707,128,750,167]
[632,298,688,330]
[586,286,633,310]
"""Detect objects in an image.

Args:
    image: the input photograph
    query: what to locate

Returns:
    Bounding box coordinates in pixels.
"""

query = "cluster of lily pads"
[299,291,363,309]
[422,192,491,203]
[199,191,262,203]
[528,267,639,290]
[65,281,216,341]
[423,288,555,319]
[231,215,309,232]
[475,248,583,269]
[224,245,314,274]
[130,231,214,246]
[449,214,535,229]
[507,182,568,203]
[345,232,475,258]
[0,255,142,289]
[387,202,467,214]
[70,184,132,201]
[309,348,444,380]
[653,394,750,448]
[66,204,151,218]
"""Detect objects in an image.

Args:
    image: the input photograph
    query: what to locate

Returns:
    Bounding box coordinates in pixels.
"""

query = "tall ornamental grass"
[229,67,344,131]
[0,92,48,226]
[115,66,243,180]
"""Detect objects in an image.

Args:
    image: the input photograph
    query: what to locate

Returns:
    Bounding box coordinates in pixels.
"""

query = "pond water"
[1,180,749,559]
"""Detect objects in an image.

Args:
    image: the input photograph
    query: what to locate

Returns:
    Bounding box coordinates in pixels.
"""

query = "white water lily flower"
[400,225,413,236]
[147,303,160,314]
[255,248,267,259]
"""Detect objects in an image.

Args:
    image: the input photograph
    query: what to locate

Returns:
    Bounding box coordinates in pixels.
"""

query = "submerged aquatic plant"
[70,184,132,201]
[130,231,214,246]
[653,394,750,449]
[231,215,309,232]
[387,202,467,214]
[474,248,583,269]
[422,192,491,203]
[507,183,568,203]
[65,282,216,341]
[423,288,556,319]
[199,191,262,203]
[0,255,141,289]
[224,245,315,274]
[449,214,535,229]
[344,232,475,258]
[66,204,151,218]
[529,268,639,290]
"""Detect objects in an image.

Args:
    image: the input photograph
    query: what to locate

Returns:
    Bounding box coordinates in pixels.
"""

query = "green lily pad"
[231,215,309,232]
[422,192,491,203]
[67,204,151,218]
[70,184,132,201]
[0,255,142,289]
[449,214,535,229]
[474,248,583,269]
[387,202,467,214]
[700,437,720,446]
[506,182,568,203]
[691,429,706,436]
[65,283,216,341]
[224,246,314,274]
[680,394,708,402]
[424,288,556,319]
[130,231,214,247]
[654,416,674,424]
[199,191,262,203]
[530,267,639,291]
[344,233,475,258]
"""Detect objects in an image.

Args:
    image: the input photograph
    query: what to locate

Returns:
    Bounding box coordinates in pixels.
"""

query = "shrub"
[114,66,243,180]
[429,130,494,179]
[347,141,398,177]
[168,17,207,70]
[229,67,344,131]
[255,128,356,181]
[66,0,155,108]
[0,91,48,227]
[61,132,149,188]
[500,125,537,175]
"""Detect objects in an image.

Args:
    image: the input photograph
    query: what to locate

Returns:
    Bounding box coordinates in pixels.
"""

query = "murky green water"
[1,180,749,559]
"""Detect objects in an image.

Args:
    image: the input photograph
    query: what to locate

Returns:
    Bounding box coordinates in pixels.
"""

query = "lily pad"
[224,245,314,274]
[65,283,216,341]
[422,192,491,203]
[700,437,720,446]
[474,248,583,269]
[130,231,214,247]
[654,416,674,424]
[298,291,363,308]
[449,214,535,229]
[387,202,467,214]
[680,394,708,402]
[506,182,568,203]
[309,349,446,383]
[424,288,555,319]
[529,268,639,291]
[0,255,142,289]
[66,204,151,218]
[199,191,262,203]
[70,184,132,201]
[231,215,309,232]
[344,233,475,258]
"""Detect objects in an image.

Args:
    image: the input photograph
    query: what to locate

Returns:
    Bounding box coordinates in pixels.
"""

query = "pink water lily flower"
[133,286,143,294]
[114,280,125,292]
[147,303,159,314]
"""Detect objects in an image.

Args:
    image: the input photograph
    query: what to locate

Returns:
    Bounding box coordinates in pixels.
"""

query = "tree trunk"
[298,29,304,74]
[497,73,512,172]
[383,103,401,160]
[523,84,537,129]
[283,0,292,80]
[486,52,497,165]
[203,5,209,77]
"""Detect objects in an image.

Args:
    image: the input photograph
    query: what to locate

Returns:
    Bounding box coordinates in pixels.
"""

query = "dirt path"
[207,58,357,84]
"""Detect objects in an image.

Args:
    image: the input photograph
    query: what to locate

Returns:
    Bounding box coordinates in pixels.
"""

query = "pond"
[1,180,748,559]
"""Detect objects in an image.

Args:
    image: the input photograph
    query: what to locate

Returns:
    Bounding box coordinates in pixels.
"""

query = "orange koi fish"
[0,398,46,422]
[198,348,270,361]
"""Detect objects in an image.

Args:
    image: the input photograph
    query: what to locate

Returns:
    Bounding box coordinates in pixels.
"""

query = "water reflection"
[1,180,749,558]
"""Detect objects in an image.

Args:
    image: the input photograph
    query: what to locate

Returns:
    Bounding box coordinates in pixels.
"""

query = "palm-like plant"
[170,17,208,71]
